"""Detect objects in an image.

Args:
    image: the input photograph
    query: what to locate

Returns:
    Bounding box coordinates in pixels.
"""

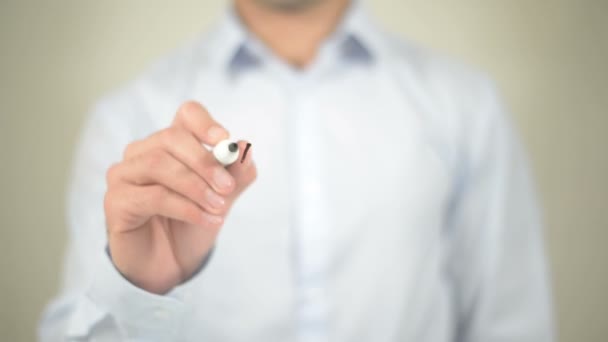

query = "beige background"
[1,0,607,341]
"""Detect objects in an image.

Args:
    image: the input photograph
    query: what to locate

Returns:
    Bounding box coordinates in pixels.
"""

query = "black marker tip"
[228,142,238,153]
[241,143,252,163]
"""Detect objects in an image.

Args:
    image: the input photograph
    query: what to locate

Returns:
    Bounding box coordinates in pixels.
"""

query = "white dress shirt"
[39,3,554,341]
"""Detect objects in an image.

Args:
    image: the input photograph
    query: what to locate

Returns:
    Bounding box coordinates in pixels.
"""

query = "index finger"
[172,101,229,146]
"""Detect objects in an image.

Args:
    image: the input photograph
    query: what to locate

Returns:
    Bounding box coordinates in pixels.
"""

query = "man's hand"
[104,101,257,294]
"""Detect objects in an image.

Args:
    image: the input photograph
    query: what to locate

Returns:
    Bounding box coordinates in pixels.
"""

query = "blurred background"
[1,0,606,341]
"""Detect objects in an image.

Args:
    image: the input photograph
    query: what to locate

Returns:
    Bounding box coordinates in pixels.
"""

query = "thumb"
[226,140,256,195]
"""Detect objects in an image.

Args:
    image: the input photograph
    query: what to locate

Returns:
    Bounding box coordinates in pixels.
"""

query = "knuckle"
[146,150,167,169]
[103,191,114,214]
[123,140,139,159]
[159,128,177,145]
[105,163,120,184]
[179,100,202,112]
[177,101,204,120]
[103,191,123,229]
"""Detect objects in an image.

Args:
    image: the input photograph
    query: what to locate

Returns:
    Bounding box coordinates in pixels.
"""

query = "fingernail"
[202,212,223,225]
[205,188,225,209]
[213,168,234,190]
[207,126,228,143]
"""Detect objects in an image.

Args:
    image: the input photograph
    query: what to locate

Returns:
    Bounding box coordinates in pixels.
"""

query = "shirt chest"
[172,71,455,339]
[199,72,452,257]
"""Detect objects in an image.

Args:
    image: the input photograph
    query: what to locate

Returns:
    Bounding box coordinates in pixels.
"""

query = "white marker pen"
[212,139,252,166]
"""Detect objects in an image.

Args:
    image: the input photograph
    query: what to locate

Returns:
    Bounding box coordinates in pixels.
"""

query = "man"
[39,0,554,341]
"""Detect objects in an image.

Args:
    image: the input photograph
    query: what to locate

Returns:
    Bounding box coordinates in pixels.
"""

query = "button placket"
[287,79,332,342]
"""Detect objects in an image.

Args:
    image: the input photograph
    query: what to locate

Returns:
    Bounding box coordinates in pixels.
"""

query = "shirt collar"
[334,0,378,62]
[210,0,380,74]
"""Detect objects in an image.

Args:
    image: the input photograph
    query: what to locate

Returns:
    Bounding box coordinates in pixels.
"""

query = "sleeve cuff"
[85,247,189,340]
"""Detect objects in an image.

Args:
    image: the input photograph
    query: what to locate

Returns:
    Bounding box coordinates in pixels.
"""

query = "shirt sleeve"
[37,94,204,341]
[445,79,555,342]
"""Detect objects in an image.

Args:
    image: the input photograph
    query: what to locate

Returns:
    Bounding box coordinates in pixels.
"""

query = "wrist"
[106,245,215,294]
[106,245,182,295]
[180,246,215,285]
